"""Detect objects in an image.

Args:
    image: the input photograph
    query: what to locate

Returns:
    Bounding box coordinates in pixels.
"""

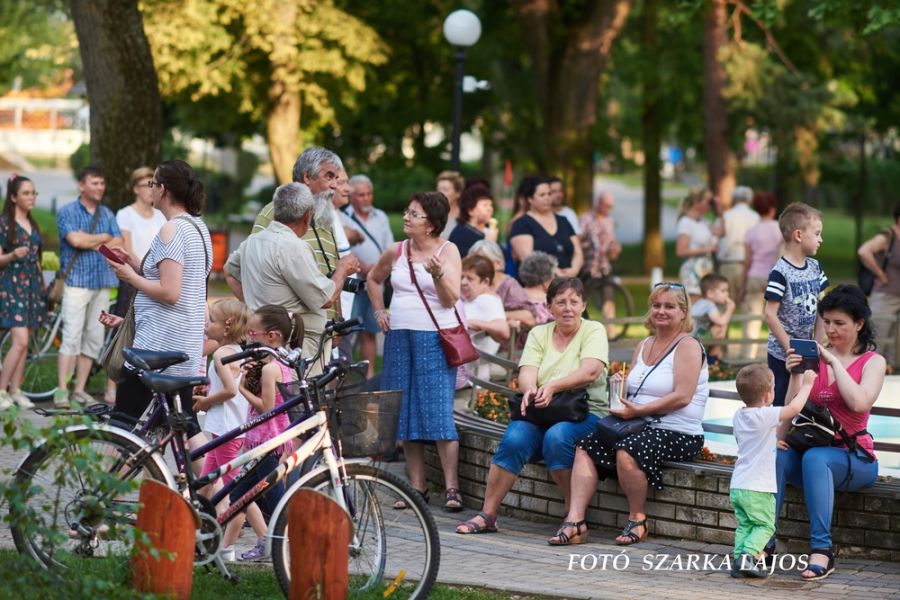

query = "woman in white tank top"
[365,191,466,512]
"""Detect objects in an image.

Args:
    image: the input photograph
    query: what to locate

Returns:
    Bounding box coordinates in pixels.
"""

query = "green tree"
[0,2,76,96]
[142,0,388,183]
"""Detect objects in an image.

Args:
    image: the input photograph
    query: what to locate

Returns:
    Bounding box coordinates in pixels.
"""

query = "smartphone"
[99,244,124,264]
[789,338,819,374]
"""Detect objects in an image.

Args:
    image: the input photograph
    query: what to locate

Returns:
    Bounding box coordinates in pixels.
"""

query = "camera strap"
[310,220,335,275]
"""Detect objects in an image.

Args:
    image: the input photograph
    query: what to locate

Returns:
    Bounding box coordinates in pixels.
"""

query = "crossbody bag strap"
[347,210,383,254]
[61,203,104,280]
[631,335,688,398]
[176,215,210,298]
[406,240,464,329]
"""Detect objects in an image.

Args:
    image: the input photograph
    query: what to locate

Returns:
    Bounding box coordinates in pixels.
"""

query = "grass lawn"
[0,550,549,599]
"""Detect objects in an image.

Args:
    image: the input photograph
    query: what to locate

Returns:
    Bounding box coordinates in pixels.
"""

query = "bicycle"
[11,318,440,599]
[581,271,634,341]
[0,300,116,401]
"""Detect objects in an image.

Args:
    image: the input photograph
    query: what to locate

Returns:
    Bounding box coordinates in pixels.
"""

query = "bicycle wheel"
[11,427,170,568]
[586,277,634,341]
[271,464,440,599]
[0,318,61,401]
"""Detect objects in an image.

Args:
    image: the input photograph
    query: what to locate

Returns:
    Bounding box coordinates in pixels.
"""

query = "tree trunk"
[641,0,663,274]
[267,84,301,184]
[266,2,301,184]
[69,0,162,209]
[514,0,633,213]
[702,0,736,208]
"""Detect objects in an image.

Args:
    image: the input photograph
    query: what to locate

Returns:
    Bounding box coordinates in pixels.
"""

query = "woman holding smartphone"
[776,285,884,580]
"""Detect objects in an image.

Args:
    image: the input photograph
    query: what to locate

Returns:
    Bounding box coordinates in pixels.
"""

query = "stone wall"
[425,428,900,560]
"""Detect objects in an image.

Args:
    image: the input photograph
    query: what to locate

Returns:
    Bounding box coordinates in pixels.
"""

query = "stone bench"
[425,405,900,560]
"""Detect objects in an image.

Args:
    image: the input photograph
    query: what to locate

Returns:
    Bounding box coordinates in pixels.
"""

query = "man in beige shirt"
[226,182,358,362]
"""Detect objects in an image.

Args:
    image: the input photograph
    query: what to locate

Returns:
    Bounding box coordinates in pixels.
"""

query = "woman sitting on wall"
[455,277,608,534]
[551,282,708,546]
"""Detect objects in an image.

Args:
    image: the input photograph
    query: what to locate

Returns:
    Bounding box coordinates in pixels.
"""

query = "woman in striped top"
[102,159,212,444]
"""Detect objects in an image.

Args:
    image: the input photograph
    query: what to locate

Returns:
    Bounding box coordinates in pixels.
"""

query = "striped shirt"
[133,215,212,377]
[57,199,121,289]
[764,256,829,360]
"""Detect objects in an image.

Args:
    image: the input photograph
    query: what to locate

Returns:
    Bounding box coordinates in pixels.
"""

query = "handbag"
[785,401,842,454]
[508,388,589,428]
[858,227,895,295]
[593,336,691,447]
[46,206,103,307]
[406,240,478,368]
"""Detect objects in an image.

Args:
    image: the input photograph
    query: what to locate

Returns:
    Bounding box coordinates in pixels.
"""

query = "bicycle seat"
[123,348,189,371]
[138,370,208,394]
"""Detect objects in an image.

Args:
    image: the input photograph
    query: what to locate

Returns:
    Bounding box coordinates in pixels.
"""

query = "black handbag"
[508,388,589,428]
[786,401,842,454]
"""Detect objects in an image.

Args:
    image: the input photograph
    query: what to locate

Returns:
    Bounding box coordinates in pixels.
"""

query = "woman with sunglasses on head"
[100,160,212,463]
[366,191,465,512]
[0,174,44,410]
[551,282,708,546]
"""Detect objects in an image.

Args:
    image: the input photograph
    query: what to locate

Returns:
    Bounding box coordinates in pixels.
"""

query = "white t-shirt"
[461,293,506,381]
[116,204,167,260]
[731,406,782,493]
[557,206,581,235]
[716,203,760,262]
[676,215,713,252]
[202,345,250,437]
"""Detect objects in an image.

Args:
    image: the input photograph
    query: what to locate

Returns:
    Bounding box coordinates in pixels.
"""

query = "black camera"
[343,277,366,294]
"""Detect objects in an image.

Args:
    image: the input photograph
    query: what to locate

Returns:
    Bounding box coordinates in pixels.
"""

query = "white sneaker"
[0,391,13,411]
[10,391,34,409]
[221,546,236,562]
[70,390,94,406]
[53,388,70,408]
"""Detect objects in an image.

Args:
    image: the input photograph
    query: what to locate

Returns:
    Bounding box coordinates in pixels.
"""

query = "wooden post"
[289,489,353,600]
[131,480,198,599]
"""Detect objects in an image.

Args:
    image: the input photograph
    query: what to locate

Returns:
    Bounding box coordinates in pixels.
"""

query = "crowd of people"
[0,154,886,580]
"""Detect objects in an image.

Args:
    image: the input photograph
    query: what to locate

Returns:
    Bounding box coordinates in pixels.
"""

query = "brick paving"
[2,408,899,599]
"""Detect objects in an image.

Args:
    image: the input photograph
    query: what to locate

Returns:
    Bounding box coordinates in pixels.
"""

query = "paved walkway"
[3,409,899,599]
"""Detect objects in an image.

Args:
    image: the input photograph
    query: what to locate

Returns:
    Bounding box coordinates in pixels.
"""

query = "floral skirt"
[577,426,704,490]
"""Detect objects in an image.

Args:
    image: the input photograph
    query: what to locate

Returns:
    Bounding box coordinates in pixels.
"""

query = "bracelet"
[374,309,388,318]
[432,270,444,281]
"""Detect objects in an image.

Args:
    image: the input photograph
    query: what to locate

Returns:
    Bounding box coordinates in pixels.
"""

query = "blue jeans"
[492,414,601,473]
[774,446,878,549]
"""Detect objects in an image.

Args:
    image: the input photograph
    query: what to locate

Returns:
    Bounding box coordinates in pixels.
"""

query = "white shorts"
[60,286,110,359]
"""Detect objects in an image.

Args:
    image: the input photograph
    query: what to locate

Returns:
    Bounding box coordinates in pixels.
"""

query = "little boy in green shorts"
[730,363,815,577]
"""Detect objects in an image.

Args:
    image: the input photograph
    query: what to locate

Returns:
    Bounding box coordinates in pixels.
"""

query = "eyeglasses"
[136,182,154,188]
[403,209,427,220]
[148,180,163,188]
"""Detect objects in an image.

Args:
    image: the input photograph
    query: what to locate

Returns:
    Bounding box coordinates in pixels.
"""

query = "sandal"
[615,519,648,546]
[393,488,430,510]
[444,488,464,512]
[548,520,588,546]
[455,512,498,534]
[801,547,835,581]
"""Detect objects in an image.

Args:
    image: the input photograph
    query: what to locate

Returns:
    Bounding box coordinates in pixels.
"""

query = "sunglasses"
[653,281,688,302]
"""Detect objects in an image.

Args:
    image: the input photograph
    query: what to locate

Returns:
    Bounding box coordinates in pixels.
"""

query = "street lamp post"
[443,9,481,172]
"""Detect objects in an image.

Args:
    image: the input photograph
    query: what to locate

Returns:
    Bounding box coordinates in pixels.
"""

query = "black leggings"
[114,368,201,437]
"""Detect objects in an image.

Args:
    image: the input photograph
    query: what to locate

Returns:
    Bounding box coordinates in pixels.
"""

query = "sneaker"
[0,391,13,411]
[737,553,770,578]
[240,539,267,562]
[220,545,235,562]
[53,388,70,409]
[10,390,34,409]
[70,390,94,406]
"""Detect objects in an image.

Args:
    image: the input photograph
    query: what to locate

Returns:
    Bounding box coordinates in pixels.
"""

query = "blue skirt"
[381,329,458,442]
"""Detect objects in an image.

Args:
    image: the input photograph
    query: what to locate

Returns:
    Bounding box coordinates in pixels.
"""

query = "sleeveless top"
[873,226,900,297]
[202,344,250,438]
[244,362,293,455]
[625,337,709,436]
[809,350,877,457]
[388,240,458,331]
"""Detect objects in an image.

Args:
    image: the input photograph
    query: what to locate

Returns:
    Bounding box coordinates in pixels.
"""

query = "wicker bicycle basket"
[331,389,402,458]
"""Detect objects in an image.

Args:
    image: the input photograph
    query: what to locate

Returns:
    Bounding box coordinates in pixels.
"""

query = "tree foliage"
[141,0,388,182]
[0,1,78,96]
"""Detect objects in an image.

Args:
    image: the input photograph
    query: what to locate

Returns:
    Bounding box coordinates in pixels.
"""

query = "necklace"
[646,332,681,365]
